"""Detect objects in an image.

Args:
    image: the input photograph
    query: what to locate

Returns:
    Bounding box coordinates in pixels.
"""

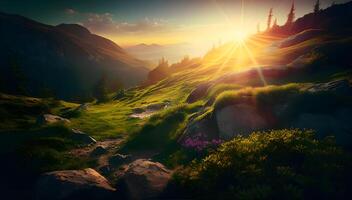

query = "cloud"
[80,12,169,34]
[64,8,77,15]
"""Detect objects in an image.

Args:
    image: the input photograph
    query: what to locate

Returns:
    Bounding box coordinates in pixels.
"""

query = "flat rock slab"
[35,168,115,200]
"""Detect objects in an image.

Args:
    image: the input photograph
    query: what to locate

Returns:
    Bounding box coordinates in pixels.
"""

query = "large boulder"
[35,168,115,200]
[36,114,70,125]
[71,129,97,145]
[179,109,219,144]
[292,109,352,147]
[117,159,172,199]
[215,104,267,140]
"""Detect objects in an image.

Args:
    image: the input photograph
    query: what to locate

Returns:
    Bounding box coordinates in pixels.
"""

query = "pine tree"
[286,1,296,26]
[314,0,320,13]
[267,8,273,30]
[93,74,108,102]
[273,18,278,27]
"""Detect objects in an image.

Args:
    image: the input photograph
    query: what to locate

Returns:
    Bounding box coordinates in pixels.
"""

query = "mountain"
[0,12,149,101]
[125,42,207,65]
[1,2,352,199]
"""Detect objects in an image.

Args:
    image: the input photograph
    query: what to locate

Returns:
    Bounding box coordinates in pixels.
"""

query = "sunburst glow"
[233,30,249,43]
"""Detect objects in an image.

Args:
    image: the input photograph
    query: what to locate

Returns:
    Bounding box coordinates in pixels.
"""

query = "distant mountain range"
[125,42,208,65]
[0,12,148,101]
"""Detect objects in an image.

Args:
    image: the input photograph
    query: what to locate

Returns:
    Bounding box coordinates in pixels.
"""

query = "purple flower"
[182,132,223,152]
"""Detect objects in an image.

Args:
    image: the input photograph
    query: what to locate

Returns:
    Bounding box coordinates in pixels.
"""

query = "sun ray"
[241,42,268,86]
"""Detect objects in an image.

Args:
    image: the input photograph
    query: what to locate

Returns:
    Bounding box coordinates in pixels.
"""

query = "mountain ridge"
[0,12,148,101]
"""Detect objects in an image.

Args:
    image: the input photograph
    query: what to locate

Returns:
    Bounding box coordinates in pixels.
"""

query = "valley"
[0,1,352,200]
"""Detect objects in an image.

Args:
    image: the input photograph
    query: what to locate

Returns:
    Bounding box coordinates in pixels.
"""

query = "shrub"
[174,129,352,200]
[121,103,201,151]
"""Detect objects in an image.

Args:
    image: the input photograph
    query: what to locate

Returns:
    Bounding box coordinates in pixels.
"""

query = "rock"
[90,146,108,157]
[179,109,218,144]
[215,104,267,140]
[307,79,352,94]
[292,109,352,147]
[71,129,96,145]
[36,114,70,125]
[117,159,172,199]
[132,107,145,114]
[109,153,131,167]
[146,102,167,110]
[35,168,115,200]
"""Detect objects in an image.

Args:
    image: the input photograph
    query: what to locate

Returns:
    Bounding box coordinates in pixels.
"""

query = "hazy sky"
[1,0,350,46]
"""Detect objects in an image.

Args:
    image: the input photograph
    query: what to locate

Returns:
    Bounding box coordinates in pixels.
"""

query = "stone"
[109,153,131,167]
[215,104,267,140]
[36,114,70,125]
[117,159,172,199]
[292,110,352,147]
[307,79,352,94]
[90,146,108,157]
[71,129,96,145]
[35,168,115,200]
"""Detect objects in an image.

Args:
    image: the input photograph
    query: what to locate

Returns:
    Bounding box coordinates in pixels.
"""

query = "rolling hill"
[0,12,149,101]
[1,1,352,199]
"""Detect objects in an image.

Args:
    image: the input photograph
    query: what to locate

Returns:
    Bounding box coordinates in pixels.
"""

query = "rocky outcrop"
[36,114,70,125]
[292,109,352,147]
[215,104,267,140]
[71,129,96,145]
[179,109,219,144]
[35,168,115,200]
[117,159,172,199]
[90,146,108,157]
[307,79,352,94]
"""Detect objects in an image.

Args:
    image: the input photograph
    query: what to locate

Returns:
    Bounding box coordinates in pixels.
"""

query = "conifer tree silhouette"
[267,8,273,30]
[286,1,296,26]
[314,0,321,13]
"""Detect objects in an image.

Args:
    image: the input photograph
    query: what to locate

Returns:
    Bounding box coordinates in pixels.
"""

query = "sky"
[0,0,350,47]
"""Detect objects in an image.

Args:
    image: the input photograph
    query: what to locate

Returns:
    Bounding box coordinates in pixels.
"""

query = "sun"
[233,30,249,43]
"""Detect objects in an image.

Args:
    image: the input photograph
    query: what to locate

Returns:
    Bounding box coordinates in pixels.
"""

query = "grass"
[0,124,92,174]
[1,30,351,172]
[173,129,352,199]
[0,93,77,131]
[121,103,202,152]
[213,84,301,110]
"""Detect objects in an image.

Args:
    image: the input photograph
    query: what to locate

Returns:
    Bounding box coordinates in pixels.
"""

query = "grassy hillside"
[0,11,352,199]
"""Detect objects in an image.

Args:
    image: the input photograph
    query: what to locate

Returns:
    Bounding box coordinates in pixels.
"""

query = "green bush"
[121,103,201,151]
[174,129,352,200]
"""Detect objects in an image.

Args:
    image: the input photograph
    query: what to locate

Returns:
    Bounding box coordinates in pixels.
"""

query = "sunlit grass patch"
[213,84,301,111]
[121,103,202,152]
